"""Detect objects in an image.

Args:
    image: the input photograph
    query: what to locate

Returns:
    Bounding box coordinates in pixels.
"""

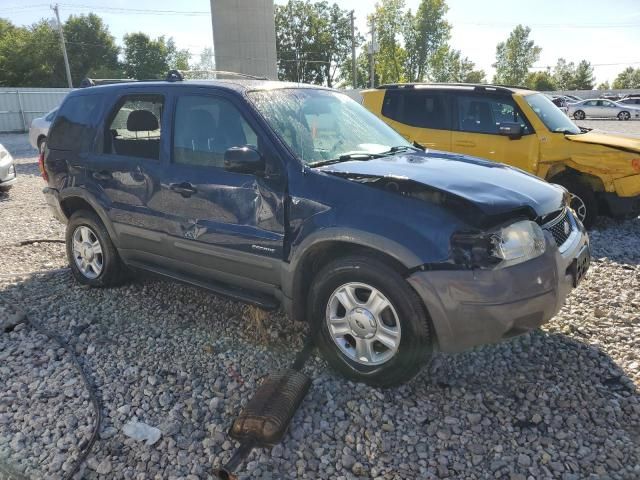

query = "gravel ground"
[0,130,639,480]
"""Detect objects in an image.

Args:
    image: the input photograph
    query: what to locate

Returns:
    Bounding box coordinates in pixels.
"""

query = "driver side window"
[173,95,258,168]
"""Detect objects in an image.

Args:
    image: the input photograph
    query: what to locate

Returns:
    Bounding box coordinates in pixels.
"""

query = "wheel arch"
[547,167,605,193]
[285,235,421,324]
[59,190,120,247]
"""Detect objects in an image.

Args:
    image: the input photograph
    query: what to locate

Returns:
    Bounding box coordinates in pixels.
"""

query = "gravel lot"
[0,124,639,480]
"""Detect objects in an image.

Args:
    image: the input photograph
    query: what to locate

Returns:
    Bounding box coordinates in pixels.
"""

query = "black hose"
[0,300,102,480]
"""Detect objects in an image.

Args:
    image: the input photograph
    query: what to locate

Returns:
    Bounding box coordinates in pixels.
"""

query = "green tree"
[372,0,407,84]
[63,14,120,84]
[492,25,541,86]
[573,60,594,90]
[597,80,610,90]
[430,46,485,83]
[122,33,187,79]
[525,70,556,91]
[0,19,59,87]
[403,0,450,82]
[612,67,640,89]
[552,58,576,90]
[275,0,355,86]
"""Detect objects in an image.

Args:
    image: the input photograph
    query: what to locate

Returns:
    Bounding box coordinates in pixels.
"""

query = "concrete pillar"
[210,0,278,79]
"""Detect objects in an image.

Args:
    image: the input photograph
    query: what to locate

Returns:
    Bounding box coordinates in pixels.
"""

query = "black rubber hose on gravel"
[0,299,102,480]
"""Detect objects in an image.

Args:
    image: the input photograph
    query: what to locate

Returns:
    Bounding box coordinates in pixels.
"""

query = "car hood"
[318,150,564,219]
[566,130,640,153]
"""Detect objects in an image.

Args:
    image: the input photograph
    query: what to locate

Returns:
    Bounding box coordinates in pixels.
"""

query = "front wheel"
[308,255,433,387]
[553,177,598,229]
[618,111,630,121]
[573,110,585,120]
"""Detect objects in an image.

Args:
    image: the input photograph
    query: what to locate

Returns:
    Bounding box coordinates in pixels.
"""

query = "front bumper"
[42,187,68,224]
[0,162,17,188]
[408,216,589,353]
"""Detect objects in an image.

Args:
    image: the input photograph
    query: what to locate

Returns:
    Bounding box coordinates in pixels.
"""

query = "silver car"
[567,98,640,121]
[29,107,58,153]
[0,144,17,191]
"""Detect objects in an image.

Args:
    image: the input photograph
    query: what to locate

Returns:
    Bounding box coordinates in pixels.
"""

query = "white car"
[29,107,58,153]
[567,99,640,121]
[0,144,17,191]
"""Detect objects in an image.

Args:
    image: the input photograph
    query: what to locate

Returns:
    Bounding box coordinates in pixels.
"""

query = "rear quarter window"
[48,94,103,151]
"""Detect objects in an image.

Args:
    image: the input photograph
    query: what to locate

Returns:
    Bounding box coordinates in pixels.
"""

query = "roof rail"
[80,69,268,88]
[183,69,268,80]
[376,82,529,95]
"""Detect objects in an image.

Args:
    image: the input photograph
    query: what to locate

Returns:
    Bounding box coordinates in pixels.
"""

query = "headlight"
[451,220,546,269]
[0,149,6,160]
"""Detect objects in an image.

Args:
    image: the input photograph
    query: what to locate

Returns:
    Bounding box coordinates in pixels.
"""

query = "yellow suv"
[362,84,640,227]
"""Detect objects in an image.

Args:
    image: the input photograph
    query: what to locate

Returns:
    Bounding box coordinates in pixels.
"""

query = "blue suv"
[41,73,590,386]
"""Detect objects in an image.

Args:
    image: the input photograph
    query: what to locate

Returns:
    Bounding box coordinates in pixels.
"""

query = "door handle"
[93,170,112,180]
[454,140,476,147]
[170,182,197,197]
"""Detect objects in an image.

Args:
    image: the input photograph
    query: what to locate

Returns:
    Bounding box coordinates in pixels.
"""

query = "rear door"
[145,89,287,291]
[450,93,539,172]
[86,91,168,260]
[379,89,452,151]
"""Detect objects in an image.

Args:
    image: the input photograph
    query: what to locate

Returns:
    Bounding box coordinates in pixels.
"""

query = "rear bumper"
[42,187,68,224]
[408,223,589,353]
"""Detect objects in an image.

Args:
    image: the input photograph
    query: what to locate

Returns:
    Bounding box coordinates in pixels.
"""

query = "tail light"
[38,150,48,182]
[632,158,640,173]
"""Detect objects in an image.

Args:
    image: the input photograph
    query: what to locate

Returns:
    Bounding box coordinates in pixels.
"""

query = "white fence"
[0,88,71,133]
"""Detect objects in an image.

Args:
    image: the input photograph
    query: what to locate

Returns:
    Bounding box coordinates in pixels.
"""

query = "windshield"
[525,93,581,134]
[248,88,411,165]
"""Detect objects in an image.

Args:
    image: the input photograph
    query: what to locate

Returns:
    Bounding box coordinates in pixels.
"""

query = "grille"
[543,209,573,247]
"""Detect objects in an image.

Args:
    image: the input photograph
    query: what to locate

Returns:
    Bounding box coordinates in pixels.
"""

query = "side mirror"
[224,146,265,175]
[498,122,523,139]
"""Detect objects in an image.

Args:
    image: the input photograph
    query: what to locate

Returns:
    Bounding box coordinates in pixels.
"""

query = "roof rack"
[376,82,530,94]
[80,69,268,88]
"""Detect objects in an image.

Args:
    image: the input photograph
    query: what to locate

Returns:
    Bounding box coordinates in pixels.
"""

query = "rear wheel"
[308,255,433,387]
[66,210,127,287]
[618,111,630,121]
[573,110,585,120]
[553,177,598,229]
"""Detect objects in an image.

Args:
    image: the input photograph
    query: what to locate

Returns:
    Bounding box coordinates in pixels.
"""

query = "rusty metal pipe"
[215,442,254,480]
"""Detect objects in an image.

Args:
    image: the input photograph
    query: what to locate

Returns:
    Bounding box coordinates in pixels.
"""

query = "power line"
[58,3,210,16]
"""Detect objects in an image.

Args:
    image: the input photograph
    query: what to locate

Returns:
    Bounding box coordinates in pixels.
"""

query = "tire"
[553,177,598,229]
[66,210,127,287]
[573,110,585,120]
[308,255,433,387]
[617,111,630,121]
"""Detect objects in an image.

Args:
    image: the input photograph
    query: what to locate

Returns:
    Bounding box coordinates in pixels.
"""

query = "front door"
[147,91,286,291]
[450,93,539,173]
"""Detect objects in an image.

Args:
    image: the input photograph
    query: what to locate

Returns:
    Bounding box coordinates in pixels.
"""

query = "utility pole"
[369,20,376,88]
[51,4,73,88]
[350,10,357,89]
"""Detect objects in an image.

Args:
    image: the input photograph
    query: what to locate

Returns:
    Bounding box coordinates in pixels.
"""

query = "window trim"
[452,92,535,136]
[102,92,165,161]
[169,91,261,170]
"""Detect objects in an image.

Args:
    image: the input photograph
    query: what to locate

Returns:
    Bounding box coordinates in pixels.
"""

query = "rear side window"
[456,95,532,135]
[172,95,258,168]
[104,95,164,160]
[381,89,450,130]
[47,95,102,151]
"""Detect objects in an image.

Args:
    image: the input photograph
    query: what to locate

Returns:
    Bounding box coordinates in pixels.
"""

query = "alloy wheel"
[570,194,588,223]
[72,225,104,279]
[325,282,401,366]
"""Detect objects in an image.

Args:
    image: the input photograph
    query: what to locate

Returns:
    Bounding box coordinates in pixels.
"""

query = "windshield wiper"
[379,145,423,155]
[308,153,382,168]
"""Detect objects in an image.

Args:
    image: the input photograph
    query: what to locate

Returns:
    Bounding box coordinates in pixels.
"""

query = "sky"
[4,0,640,85]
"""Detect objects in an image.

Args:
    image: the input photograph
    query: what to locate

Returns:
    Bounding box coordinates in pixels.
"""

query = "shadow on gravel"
[1,270,638,479]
